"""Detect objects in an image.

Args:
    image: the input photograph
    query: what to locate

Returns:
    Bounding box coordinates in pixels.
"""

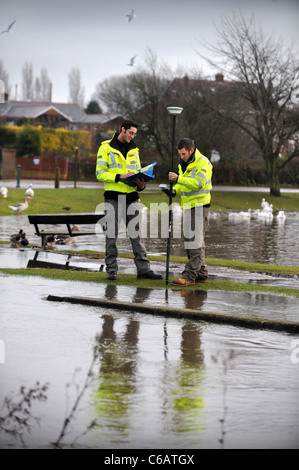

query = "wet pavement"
[1,202,299,449]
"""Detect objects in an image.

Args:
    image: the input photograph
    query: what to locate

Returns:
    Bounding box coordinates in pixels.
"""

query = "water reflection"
[1,212,299,267]
[0,275,298,449]
[94,313,139,439]
[94,284,207,442]
[168,322,205,436]
[92,311,206,443]
[143,212,299,267]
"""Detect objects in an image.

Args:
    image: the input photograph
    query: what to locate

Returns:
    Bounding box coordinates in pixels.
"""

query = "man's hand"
[135,177,146,190]
[169,172,178,183]
[120,172,135,179]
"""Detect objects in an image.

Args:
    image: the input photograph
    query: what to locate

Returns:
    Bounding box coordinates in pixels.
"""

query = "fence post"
[16,164,21,188]
[55,166,60,188]
[74,146,78,188]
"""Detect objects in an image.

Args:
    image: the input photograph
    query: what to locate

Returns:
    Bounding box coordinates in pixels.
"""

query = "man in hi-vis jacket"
[96,120,162,281]
[168,138,213,286]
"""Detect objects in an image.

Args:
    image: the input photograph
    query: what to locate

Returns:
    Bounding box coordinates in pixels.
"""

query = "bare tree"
[34,77,42,101]
[94,50,176,166]
[40,67,51,101]
[22,62,34,101]
[68,67,85,107]
[196,13,299,196]
[95,75,136,116]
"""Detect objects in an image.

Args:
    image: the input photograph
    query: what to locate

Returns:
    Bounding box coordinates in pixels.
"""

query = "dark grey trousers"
[104,198,150,275]
[181,206,210,281]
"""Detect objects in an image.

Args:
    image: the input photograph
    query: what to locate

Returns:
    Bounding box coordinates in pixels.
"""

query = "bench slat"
[28,212,105,225]
[39,231,96,236]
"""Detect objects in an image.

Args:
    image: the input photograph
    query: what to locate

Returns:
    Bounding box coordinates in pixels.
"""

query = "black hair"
[177,138,195,151]
[120,120,139,131]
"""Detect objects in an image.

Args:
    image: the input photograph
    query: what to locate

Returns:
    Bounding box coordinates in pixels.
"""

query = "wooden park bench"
[28,212,105,248]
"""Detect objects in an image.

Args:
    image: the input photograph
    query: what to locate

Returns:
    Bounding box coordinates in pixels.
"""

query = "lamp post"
[165,106,183,285]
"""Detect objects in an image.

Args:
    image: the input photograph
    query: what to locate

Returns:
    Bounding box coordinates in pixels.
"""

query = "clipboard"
[122,162,157,187]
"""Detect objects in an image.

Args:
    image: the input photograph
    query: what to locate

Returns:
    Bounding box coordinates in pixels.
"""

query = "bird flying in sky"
[1,20,16,35]
[127,55,137,66]
[126,9,137,23]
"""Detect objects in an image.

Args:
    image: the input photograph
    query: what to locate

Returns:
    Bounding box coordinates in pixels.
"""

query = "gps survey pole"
[165,106,183,285]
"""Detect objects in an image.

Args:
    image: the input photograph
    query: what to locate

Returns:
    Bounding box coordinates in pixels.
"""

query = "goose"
[258,208,273,219]
[25,184,34,198]
[55,226,80,245]
[209,208,222,218]
[252,209,261,217]
[276,211,286,220]
[261,204,273,216]
[228,211,242,219]
[239,209,252,218]
[261,198,269,209]
[0,187,8,198]
[8,196,31,214]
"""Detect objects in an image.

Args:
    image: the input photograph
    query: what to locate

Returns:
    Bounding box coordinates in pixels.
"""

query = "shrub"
[16,126,41,157]
[0,125,17,149]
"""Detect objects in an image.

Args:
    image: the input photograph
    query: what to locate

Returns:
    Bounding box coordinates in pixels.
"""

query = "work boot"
[137,270,162,280]
[107,272,117,281]
[171,278,195,286]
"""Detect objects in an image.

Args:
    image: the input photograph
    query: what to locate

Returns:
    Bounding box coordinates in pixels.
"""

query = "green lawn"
[1,186,299,216]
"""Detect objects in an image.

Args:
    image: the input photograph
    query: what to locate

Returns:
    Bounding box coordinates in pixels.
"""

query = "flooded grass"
[1,265,299,299]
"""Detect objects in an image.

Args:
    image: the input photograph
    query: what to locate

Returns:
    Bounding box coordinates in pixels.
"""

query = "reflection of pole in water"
[163,321,168,361]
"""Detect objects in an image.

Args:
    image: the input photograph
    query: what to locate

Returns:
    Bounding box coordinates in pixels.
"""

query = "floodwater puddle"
[0,275,298,449]
[1,212,299,449]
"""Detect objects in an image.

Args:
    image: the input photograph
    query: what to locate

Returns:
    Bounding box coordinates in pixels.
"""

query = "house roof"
[0,100,123,127]
[0,100,87,122]
[82,113,122,124]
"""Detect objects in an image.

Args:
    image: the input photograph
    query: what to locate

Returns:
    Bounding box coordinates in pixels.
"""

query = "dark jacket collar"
[179,150,196,172]
[110,133,137,157]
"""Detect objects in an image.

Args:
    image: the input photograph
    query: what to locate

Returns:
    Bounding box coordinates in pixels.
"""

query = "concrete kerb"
[46,295,299,335]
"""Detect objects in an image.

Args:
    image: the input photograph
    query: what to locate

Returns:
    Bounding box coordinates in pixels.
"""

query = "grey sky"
[1,0,298,105]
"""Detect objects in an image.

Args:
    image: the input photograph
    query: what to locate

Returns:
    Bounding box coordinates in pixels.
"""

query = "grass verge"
[1,267,299,299]
[21,247,299,277]
[1,187,299,216]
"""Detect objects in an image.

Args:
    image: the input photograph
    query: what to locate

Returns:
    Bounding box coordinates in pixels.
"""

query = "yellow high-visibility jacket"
[173,149,213,208]
[96,135,141,194]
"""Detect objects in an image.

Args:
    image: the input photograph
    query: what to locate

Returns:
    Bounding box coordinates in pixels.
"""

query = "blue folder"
[122,162,157,187]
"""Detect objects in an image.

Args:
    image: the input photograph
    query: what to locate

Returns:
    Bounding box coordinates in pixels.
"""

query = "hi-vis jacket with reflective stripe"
[96,135,141,194]
[173,149,213,208]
